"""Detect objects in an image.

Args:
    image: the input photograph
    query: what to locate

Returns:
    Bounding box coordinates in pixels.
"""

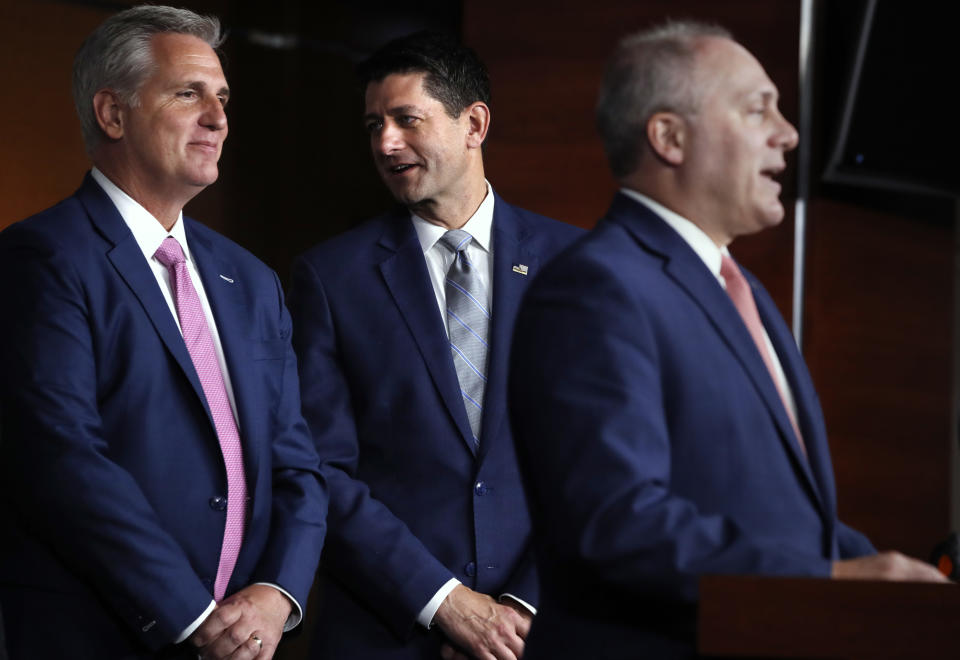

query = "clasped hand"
[434,585,532,660]
[190,584,291,660]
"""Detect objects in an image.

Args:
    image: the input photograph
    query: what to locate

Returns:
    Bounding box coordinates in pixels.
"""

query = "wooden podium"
[697,575,959,659]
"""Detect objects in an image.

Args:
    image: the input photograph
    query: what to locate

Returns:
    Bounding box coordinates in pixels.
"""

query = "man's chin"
[735,205,785,240]
[387,185,425,208]
[186,166,220,188]
[759,202,786,227]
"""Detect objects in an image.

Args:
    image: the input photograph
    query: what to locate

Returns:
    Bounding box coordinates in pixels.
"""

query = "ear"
[646,111,686,166]
[93,89,125,140]
[464,101,490,149]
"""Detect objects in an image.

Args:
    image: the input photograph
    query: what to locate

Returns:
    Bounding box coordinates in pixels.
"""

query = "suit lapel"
[607,194,824,511]
[377,212,477,454]
[478,196,539,463]
[753,281,835,517]
[186,222,261,482]
[700,259,821,508]
[83,173,260,488]
[81,176,209,419]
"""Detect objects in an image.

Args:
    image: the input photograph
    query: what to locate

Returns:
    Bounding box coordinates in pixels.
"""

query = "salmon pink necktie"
[154,236,246,601]
[720,254,806,455]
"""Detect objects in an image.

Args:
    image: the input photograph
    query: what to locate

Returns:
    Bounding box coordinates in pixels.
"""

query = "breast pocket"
[242,339,287,419]
[250,338,285,361]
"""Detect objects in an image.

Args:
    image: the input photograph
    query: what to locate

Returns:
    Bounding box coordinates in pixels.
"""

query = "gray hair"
[72,5,224,154]
[596,20,732,179]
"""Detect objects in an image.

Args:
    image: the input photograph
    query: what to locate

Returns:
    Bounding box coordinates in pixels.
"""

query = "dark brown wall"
[0,1,105,226]
[804,197,952,557]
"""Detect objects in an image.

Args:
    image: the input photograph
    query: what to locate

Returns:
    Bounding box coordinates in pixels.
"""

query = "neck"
[94,158,195,231]
[411,173,488,230]
[621,173,731,248]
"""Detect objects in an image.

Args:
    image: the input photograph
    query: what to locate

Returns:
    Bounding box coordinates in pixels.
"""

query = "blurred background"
[2,0,958,655]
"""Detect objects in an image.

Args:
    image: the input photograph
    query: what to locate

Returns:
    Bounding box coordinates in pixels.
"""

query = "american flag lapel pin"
[512,264,529,276]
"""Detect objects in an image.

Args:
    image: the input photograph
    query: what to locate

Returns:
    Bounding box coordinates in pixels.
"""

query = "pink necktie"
[720,255,806,455]
[154,236,247,601]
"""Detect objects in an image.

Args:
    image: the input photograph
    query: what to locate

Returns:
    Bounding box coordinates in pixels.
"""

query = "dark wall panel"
[0,1,106,228]
[804,198,952,557]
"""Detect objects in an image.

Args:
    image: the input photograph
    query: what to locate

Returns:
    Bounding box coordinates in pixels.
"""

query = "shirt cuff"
[416,578,461,629]
[252,582,303,632]
[175,600,216,643]
[499,593,537,616]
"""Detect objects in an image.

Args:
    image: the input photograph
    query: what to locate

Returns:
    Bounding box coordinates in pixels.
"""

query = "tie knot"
[720,254,743,285]
[439,229,473,255]
[154,236,185,268]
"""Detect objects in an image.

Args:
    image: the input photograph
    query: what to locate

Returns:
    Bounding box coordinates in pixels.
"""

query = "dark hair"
[357,30,490,118]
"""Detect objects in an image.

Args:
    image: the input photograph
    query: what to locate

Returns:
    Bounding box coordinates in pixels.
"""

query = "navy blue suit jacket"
[0,175,327,659]
[510,194,875,659]
[288,194,583,658]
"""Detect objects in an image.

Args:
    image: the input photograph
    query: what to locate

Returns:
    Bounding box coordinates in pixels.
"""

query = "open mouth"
[760,165,784,182]
[389,163,417,175]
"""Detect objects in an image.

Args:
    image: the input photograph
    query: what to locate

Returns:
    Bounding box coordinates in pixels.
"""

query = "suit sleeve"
[509,256,834,604]
[500,540,538,608]
[249,271,329,614]
[288,256,455,639]
[835,521,877,559]
[0,226,212,649]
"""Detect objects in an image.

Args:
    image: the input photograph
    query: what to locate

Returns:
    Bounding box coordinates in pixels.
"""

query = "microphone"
[929,532,960,579]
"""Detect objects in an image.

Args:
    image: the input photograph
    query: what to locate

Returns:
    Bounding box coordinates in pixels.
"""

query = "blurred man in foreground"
[510,20,946,660]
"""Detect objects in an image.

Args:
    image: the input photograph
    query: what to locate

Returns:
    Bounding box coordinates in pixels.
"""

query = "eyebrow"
[364,104,422,120]
[387,104,420,115]
[184,80,230,100]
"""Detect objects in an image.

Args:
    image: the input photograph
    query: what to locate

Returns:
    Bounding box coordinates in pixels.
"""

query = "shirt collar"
[412,180,495,255]
[620,187,729,281]
[91,167,190,264]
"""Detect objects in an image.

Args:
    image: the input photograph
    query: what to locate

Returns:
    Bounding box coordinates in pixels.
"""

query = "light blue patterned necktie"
[440,229,489,446]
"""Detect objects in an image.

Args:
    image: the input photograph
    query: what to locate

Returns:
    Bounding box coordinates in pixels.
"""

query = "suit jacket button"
[209,495,227,511]
[474,481,488,496]
[464,562,476,577]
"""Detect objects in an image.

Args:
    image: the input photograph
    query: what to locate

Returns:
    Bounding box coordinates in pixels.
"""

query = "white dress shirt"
[90,169,300,642]
[412,180,495,324]
[620,188,798,422]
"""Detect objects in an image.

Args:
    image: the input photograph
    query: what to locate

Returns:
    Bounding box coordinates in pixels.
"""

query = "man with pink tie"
[0,6,326,659]
[510,21,947,659]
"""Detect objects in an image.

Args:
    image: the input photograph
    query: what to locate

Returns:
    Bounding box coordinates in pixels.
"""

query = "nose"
[200,94,227,132]
[772,109,799,152]
[374,120,404,156]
